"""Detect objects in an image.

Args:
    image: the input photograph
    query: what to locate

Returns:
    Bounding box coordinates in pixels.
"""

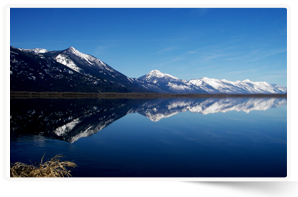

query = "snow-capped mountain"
[49,47,130,84]
[10,46,149,93]
[133,70,287,94]
[10,98,140,143]
[132,70,208,93]
[11,97,287,143]
[10,46,286,94]
[135,98,287,122]
[189,77,286,94]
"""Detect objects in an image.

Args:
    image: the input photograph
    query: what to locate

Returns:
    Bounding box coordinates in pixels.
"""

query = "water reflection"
[10,97,286,143]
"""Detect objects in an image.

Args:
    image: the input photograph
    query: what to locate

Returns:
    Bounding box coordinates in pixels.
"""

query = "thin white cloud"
[225,57,241,61]
[153,56,184,67]
[153,46,177,54]
[250,48,286,62]
[186,51,197,54]
[202,53,228,61]
[261,75,287,81]
[267,70,287,74]
[93,46,108,56]
[186,45,241,63]
[228,69,258,75]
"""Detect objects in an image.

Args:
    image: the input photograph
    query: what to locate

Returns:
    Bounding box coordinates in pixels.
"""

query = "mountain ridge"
[133,69,287,94]
[11,97,287,143]
[10,46,150,93]
[10,46,287,94]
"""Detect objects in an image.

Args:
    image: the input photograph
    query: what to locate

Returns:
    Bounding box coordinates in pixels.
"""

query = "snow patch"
[54,118,81,136]
[55,54,82,73]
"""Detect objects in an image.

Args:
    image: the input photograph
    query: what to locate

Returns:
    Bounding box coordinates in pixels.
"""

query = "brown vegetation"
[10,154,77,177]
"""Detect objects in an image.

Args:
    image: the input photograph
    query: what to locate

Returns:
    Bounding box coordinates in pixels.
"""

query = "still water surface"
[10,97,287,177]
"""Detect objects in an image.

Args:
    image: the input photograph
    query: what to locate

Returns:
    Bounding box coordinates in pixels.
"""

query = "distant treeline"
[10,91,287,99]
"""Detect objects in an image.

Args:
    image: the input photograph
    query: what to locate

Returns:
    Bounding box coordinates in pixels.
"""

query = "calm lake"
[10,97,287,177]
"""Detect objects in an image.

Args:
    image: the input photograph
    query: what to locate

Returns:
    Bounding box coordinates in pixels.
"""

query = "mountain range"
[10,46,287,94]
[11,98,286,143]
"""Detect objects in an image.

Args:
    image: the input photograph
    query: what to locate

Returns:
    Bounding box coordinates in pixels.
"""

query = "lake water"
[10,97,287,177]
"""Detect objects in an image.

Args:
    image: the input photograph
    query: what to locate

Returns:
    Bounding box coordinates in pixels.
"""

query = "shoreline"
[10,91,287,99]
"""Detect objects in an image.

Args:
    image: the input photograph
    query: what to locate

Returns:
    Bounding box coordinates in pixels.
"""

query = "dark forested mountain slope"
[10,46,149,93]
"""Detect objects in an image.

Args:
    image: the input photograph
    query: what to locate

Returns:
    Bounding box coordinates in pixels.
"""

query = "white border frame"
[2,3,291,182]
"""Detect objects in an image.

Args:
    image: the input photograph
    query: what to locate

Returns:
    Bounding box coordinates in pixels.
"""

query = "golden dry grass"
[10,154,77,177]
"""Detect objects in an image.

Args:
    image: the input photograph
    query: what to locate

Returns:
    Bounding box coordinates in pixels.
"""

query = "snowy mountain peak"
[137,70,287,94]
[149,70,163,75]
[10,45,287,95]
[145,70,178,80]
[67,46,77,52]
[243,79,251,82]
[65,46,81,55]
[10,46,148,93]
[201,77,211,80]
[54,47,119,75]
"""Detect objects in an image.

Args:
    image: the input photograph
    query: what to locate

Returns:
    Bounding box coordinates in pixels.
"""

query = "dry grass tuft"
[10,154,77,177]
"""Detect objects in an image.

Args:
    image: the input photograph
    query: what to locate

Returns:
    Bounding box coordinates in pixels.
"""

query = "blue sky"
[10,8,287,86]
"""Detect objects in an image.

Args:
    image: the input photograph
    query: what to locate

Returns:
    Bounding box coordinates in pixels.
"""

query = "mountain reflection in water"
[10,97,286,143]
